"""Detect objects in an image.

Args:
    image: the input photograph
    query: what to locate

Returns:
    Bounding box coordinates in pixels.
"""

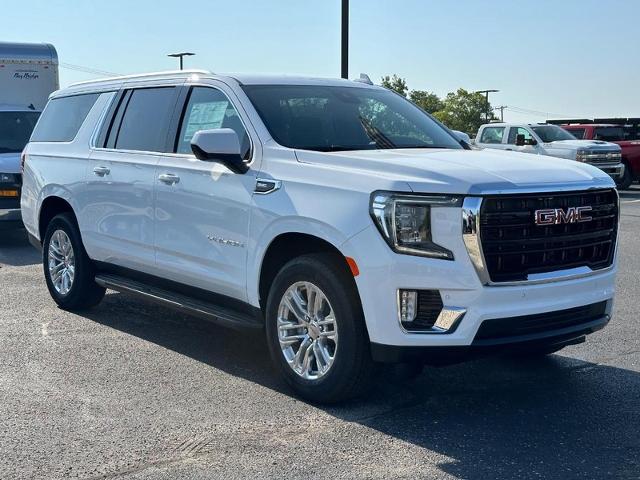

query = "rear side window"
[31,93,99,142]
[109,87,177,152]
[479,126,505,144]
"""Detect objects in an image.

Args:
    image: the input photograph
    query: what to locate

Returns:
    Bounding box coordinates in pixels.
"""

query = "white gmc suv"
[21,71,619,403]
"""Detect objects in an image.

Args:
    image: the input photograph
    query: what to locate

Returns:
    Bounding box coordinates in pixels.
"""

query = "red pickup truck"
[560,124,640,189]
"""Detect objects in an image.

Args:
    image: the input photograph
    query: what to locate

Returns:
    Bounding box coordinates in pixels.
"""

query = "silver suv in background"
[475,123,625,184]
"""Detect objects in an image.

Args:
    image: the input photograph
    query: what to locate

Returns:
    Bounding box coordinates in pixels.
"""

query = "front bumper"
[0,208,22,227]
[340,218,616,350]
[591,162,625,181]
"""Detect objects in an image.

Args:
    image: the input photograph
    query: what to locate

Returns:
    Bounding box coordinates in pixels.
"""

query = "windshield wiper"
[358,116,396,149]
[296,144,375,152]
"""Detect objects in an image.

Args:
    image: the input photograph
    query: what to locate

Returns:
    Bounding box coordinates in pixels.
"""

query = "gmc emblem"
[534,206,593,225]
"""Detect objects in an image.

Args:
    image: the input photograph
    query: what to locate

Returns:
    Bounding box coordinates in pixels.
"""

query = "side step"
[94,274,263,330]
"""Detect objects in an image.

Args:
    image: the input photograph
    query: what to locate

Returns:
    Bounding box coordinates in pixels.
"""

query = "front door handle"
[158,173,180,185]
[93,166,110,176]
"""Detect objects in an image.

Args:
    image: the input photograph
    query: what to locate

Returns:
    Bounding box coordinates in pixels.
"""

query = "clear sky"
[4,0,639,123]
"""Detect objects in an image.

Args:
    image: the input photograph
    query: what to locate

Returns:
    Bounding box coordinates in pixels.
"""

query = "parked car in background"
[475,123,625,185]
[560,123,640,189]
[0,42,58,228]
[22,71,618,402]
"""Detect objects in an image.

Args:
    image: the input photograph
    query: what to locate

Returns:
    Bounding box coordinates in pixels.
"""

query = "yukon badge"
[534,206,593,226]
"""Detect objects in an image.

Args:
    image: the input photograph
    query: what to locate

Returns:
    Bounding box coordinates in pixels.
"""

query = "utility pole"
[475,89,499,122]
[167,52,195,70]
[341,0,349,79]
[495,105,507,122]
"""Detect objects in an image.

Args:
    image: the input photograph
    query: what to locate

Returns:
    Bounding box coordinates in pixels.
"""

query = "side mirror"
[515,133,526,146]
[191,128,249,174]
[527,138,538,146]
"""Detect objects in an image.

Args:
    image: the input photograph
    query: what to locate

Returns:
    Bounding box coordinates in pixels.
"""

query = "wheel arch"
[38,196,77,243]
[256,232,360,313]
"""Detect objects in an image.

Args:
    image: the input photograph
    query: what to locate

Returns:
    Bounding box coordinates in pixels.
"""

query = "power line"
[59,62,121,77]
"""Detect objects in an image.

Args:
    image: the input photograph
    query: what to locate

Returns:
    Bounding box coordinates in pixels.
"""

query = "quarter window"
[31,93,99,142]
[113,87,177,152]
[176,87,250,159]
[479,126,505,144]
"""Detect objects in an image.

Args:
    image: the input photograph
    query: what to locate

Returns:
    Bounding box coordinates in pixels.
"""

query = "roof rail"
[68,69,212,88]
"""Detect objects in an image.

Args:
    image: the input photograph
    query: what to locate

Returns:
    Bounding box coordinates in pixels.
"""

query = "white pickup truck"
[0,42,58,227]
[475,123,625,184]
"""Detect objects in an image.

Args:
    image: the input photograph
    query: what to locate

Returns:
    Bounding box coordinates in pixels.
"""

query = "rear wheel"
[265,254,375,403]
[43,213,105,310]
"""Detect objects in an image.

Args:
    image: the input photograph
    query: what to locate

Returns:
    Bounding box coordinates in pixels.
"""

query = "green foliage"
[380,74,408,97]
[380,76,496,134]
[408,90,443,114]
[434,88,496,133]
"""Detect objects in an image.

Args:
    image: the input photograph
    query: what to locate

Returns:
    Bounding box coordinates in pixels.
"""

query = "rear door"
[476,125,508,150]
[84,83,181,271]
[153,82,258,301]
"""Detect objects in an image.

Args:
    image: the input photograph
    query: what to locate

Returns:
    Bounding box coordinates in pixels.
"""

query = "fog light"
[399,290,418,323]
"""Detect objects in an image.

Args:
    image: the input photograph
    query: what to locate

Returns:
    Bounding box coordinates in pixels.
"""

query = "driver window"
[507,127,533,144]
[176,87,251,158]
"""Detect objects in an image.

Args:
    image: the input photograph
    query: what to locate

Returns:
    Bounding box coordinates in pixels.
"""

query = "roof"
[0,42,58,64]
[65,70,382,93]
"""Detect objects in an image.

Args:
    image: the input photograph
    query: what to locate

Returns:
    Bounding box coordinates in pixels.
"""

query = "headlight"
[0,173,17,183]
[370,191,462,260]
[576,150,588,162]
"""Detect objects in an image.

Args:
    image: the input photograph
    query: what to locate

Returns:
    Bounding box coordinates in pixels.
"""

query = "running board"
[94,274,263,330]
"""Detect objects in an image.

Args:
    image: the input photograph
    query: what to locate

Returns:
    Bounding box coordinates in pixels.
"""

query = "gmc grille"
[479,189,618,283]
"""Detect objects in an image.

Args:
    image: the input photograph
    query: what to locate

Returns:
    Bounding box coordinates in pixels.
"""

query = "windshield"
[594,127,624,141]
[531,125,578,143]
[242,85,462,152]
[0,111,40,154]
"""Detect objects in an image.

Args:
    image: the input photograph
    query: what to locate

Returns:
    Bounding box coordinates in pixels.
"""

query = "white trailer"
[0,42,59,110]
[0,42,59,226]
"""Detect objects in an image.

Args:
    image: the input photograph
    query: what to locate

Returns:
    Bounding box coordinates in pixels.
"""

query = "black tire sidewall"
[265,255,371,402]
[42,213,99,309]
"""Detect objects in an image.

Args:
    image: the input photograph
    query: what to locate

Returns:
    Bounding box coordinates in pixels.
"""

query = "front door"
[154,85,256,301]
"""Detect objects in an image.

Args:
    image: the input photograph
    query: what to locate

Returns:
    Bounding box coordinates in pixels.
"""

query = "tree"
[380,74,408,97]
[408,90,443,114]
[432,88,496,133]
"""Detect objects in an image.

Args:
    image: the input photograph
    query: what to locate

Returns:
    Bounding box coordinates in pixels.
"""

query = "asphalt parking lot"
[1,187,639,480]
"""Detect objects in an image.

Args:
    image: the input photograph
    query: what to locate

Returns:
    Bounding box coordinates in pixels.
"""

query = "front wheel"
[617,165,634,190]
[265,254,375,403]
[43,213,105,310]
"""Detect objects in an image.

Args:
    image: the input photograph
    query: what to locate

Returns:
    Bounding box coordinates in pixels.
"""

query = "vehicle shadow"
[0,228,40,267]
[619,184,640,201]
[82,292,639,479]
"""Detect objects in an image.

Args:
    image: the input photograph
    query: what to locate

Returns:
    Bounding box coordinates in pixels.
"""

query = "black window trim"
[30,92,101,144]
[169,84,254,162]
[94,85,181,155]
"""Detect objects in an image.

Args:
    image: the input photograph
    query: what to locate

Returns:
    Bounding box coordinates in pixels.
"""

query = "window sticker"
[183,101,228,141]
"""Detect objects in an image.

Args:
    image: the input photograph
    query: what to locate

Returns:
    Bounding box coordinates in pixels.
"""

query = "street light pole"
[167,52,195,70]
[341,0,349,79]
[475,89,500,122]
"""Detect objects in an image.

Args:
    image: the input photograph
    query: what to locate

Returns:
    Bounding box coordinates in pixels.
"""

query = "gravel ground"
[1,186,639,480]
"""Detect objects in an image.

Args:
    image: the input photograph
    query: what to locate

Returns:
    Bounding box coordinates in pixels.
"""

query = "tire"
[617,164,633,190]
[265,253,376,403]
[42,213,105,310]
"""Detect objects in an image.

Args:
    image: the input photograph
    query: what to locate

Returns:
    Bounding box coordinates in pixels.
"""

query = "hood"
[548,139,621,151]
[0,153,21,174]
[295,148,614,195]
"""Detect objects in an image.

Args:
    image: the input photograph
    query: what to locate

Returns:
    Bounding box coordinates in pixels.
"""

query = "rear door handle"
[93,166,110,176]
[158,173,180,185]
